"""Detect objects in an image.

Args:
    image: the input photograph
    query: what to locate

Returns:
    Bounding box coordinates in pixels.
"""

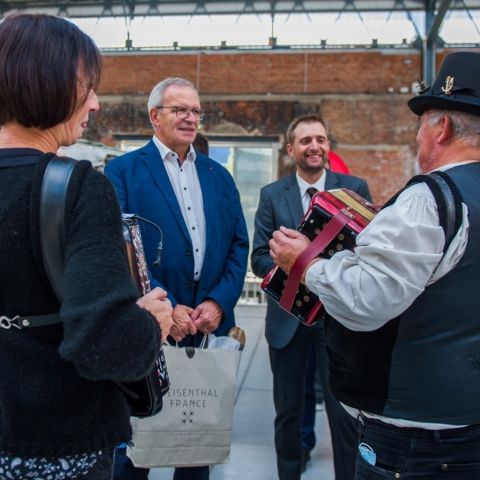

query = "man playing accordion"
[270,52,480,480]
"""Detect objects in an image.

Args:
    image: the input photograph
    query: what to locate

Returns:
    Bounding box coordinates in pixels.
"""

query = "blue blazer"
[251,171,371,349]
[105,140,249,336]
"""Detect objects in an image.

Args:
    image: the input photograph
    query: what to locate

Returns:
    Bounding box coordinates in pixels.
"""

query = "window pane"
[210,142,277,256]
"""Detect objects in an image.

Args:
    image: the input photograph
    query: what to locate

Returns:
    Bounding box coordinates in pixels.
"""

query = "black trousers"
[269,322,358,480]
[301,341,324,451]
[356,417,480,479]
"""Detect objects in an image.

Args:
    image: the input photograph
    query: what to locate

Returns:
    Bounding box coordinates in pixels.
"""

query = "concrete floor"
[149,304,335,480]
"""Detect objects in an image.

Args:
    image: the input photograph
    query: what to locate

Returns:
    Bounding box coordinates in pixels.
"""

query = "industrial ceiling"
[1,1,479,18]
[1,1,479,82]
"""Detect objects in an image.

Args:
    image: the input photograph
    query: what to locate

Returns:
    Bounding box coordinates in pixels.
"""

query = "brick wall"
[92,48,451,203]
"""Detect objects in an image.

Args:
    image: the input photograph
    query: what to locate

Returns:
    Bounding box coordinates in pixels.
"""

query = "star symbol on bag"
[182,411,194,423]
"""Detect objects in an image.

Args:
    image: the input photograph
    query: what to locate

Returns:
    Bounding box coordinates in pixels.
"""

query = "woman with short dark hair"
[0,14,172,480]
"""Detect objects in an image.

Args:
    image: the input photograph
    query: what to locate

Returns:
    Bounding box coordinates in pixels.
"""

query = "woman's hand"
[137,287,173,343]
[170,304,197,342]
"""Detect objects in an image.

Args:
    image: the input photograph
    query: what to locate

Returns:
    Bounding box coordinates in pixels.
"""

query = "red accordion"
[262,189,377,326]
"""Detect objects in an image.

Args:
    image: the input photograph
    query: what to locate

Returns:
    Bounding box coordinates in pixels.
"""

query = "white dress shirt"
[153,136,206,281]
[296,170,326,214]
[304,161,472,429]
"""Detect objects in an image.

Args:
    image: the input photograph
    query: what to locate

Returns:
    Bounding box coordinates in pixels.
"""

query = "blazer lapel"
[325,170,341,190]
[140,141,191,241]
[283,174,304,225]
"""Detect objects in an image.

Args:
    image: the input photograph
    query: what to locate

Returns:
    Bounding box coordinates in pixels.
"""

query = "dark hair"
[193,132,209,155]
[0,14,101,129]
[285,113,329,145]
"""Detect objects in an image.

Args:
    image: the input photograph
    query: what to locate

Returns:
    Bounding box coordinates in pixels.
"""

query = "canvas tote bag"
[127,343,241,467]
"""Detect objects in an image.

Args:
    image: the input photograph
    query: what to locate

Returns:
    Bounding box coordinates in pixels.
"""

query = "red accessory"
[328,151,350,174]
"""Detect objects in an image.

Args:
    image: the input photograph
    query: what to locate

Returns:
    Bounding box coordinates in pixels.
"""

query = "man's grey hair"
[428,109,480,147]
[147,77,196,113]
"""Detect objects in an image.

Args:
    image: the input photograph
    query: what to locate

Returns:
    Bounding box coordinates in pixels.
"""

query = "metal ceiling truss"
[2,1,480,19]
[2,1,480,83]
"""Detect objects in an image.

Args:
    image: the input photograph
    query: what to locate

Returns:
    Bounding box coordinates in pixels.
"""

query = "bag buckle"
[0,315,22,330]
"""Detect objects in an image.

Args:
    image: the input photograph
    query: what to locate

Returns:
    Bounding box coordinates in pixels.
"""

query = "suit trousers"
[301,342,325,452]
[355,417,480,479]
[269,321,358,480]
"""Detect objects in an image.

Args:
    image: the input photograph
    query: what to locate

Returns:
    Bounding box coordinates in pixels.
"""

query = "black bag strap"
[39,156,76,302]
[428,171,463,243]
[14,156,77,329]
[383,171,463,253]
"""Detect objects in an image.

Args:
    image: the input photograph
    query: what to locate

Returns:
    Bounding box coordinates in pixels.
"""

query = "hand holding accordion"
[136,288,173,343]
[123,214,172,342]
[262,189,378,326]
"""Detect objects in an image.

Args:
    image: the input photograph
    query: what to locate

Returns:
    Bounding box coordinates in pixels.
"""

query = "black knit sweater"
[0,148,161,456]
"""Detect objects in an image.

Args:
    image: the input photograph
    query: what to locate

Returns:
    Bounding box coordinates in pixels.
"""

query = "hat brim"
[408,94,480,116]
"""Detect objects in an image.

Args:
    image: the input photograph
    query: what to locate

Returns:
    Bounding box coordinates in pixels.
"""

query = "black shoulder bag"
[39,155,169,418]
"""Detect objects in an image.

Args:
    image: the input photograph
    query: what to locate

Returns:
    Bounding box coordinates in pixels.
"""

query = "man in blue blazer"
[252,114,370,480]
[105,77,248,480]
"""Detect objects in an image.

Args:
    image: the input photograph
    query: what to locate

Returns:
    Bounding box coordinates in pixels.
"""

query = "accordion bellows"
[262,189,378,326]
[120,214,170,417]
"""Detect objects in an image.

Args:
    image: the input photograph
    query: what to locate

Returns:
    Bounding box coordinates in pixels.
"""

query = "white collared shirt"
[152,136,206,281]
[296,170,326,214]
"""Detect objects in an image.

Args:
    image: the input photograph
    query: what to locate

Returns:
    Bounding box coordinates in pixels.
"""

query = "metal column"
[423,0,452,84]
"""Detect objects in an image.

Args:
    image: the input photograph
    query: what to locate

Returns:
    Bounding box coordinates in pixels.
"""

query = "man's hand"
[269,226,311,274]
[136,287,173,343]
[170,304,197,342]
[191,299,223,335]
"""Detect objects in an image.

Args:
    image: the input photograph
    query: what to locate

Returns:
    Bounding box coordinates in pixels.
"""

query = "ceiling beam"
[427,0,452,41]
[2,0,480,19]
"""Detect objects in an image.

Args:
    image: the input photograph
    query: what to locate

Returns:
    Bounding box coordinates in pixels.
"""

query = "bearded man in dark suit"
[252,114,370,480]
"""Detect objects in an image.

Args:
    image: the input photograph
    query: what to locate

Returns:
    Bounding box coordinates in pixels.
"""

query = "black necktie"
[306,187,318,199]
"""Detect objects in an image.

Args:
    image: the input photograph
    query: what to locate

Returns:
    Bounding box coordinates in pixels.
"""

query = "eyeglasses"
[156,105,205,121]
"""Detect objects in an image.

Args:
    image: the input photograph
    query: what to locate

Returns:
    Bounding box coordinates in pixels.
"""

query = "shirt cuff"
[304,258,324,295]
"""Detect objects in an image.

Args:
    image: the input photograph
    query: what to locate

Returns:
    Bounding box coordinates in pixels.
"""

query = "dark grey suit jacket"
[251,170,371,349]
